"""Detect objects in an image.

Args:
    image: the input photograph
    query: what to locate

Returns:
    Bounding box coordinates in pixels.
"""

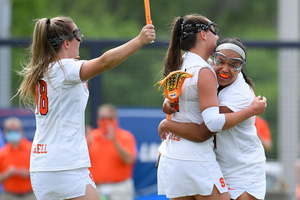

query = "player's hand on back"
[251,95,267,115]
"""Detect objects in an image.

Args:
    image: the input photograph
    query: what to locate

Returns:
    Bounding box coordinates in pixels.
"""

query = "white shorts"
[157,155,228,198]
[96,178,134,200]
[30,168,96,200]
[227,178,266,200]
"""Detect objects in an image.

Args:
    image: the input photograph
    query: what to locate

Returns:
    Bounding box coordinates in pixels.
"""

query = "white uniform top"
[215,73,266,184]
[159,52,218,161]
[30,59,90,172]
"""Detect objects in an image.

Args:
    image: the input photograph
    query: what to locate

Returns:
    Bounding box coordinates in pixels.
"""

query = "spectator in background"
[0,117,36,200]
[88,104,137,200]
[255,116,272,152]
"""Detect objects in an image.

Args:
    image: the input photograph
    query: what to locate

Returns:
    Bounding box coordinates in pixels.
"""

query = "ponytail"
[163,14,209,77]
[16,16,74,108]
[163,16,183,76]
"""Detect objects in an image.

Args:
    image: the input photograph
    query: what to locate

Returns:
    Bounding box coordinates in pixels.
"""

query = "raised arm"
[79,24,155,81]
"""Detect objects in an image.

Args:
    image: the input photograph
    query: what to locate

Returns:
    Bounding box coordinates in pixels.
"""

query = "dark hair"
[217,37,255,89]
[163,14,210,76]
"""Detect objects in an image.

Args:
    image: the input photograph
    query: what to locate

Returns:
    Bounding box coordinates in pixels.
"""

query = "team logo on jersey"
[219,177,226,188]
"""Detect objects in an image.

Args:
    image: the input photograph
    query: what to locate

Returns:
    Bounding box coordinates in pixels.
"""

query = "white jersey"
[30,59,90,172]
[159,52,218,161]
[215,73,266,184]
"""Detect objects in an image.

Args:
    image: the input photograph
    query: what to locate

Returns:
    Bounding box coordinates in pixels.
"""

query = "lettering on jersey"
[32,144,48,154]
[219,177,226,188]
[167,132,181,141]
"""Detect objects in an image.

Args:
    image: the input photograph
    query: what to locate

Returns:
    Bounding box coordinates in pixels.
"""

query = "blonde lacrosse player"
[16,16,155,200]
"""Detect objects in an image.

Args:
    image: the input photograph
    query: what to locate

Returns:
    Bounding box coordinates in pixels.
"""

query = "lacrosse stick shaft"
[144,0,154,43]
[144,0,152,25]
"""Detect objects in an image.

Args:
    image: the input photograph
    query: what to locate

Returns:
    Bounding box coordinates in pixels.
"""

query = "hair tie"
[179,17,184,24]
[46,18,51,25]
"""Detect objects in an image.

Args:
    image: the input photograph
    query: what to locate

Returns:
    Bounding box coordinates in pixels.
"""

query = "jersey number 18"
[35,80,48,115]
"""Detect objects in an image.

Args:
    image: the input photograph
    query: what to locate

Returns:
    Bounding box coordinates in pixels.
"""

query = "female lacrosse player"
[16,16,155,200]
[159,37,266,200]
[157,14,266,200]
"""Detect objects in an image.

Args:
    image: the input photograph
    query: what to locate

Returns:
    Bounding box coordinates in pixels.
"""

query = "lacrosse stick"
[154,70,193,168]
[144,0,154,43]
[155,70,193,119]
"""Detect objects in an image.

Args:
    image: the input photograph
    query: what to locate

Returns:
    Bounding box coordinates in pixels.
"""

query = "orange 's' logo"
[219,177,226,188]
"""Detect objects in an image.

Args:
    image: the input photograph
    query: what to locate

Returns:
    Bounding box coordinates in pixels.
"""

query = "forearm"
[222,106,254,130]
[101,37,144,70]
[159,119,215,142]
[203,96,266,132]
[80,24,155,81]
[80,37,144,81]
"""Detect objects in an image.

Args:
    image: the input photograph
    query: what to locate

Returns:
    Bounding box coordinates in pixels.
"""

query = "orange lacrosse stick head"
[155,70,193,103]
[159,70,193,101]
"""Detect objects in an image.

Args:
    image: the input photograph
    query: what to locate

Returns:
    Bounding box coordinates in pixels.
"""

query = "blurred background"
[0,0,299,199]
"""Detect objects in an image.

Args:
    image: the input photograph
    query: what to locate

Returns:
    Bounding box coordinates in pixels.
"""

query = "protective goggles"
[48,28,84,46]
[213,52,246,72]
[69,28,84,42]
[207,22,219,35]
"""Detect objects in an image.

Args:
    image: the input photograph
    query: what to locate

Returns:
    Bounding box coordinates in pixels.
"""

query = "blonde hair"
[16,16,74,108]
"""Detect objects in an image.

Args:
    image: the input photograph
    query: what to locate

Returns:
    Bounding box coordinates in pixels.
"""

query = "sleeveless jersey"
[159,52,218,161]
